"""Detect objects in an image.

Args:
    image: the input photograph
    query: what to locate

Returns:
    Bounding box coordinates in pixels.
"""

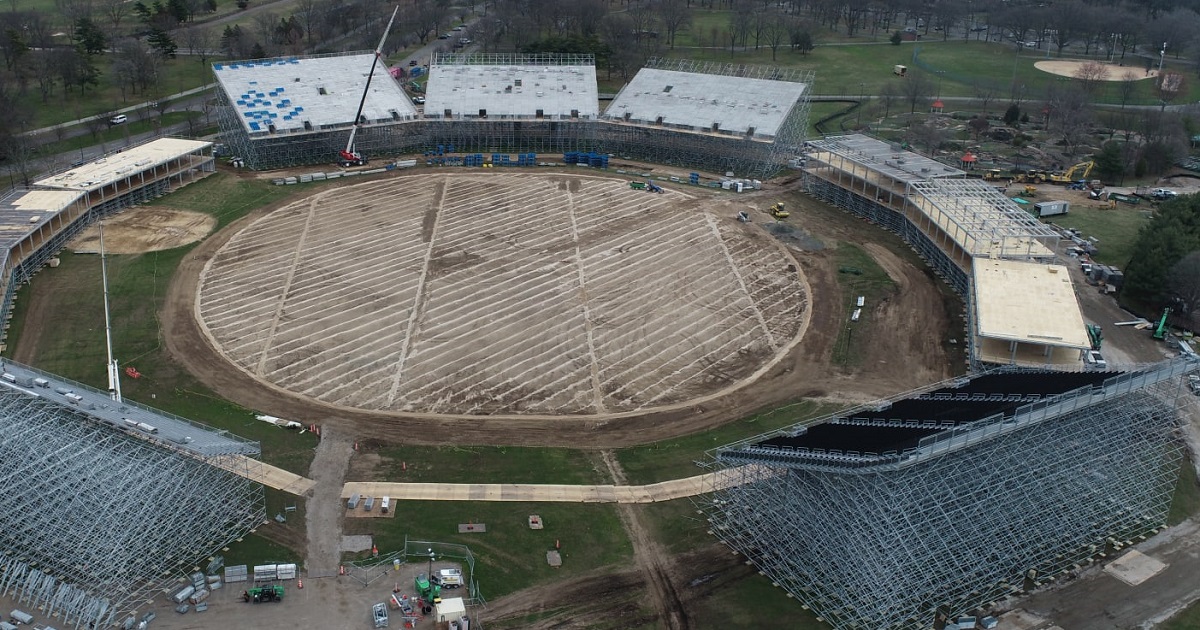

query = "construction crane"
[338,6,399,167]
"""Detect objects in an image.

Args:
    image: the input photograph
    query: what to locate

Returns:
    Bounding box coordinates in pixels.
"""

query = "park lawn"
[352,500,632,600]
[37,111,202,154]
[365,444,608,485]
[615,400,837,485]
[1044,203,1150,268]
[223,532,304,568]
[21,55,214,129]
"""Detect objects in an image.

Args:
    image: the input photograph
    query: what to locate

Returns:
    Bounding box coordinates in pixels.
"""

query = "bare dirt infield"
[195,173,809,417]
[1034,59,1157,81]
[70,207,216,254]
[162,169,955,447]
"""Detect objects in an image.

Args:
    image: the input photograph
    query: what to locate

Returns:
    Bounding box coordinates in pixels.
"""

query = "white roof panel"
[603,68,808,137]
[35,138,210,192]
[214,54,417,134]
[425,64,598,118]
[973,259,1090,349]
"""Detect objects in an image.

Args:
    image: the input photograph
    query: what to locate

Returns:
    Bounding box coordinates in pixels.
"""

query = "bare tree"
[906,119,947,154]
[656,0,692,49]
[878,81,897,118]
[100,0,131,38]
[181,26,215,64]
[1155,71,1187,111]
[902,72,933,113]
[293,0,321,46]
[1072,60,1110,95]
[974,82,996,115]
[1117,70,1139,108]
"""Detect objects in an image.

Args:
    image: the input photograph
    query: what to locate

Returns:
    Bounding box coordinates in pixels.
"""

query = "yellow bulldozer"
[770,202,789,218]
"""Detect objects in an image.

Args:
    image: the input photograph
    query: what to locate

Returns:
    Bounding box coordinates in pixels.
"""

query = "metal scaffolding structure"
[0,380,264,629]
[701,358,1198,630]
[216,53,813,176]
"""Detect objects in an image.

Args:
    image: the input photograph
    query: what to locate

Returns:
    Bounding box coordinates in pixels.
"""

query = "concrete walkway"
[244,457,765,503]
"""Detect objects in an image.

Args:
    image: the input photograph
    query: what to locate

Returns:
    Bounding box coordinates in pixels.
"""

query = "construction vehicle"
[770,202,789,218]
[415,573,441,604]
[337,7,399,167]
[629,181,646,190]
[1153,308,1170,340]
[242,585,284,603]
[1023,185,1037,197]
[983,169,1004,181]
[1048,160,1094,184]
[1086,324,1103,350]
[1014,170,1046,184]
[646,181,664,194]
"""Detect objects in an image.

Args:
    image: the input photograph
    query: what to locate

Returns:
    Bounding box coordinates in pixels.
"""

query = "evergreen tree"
[74,18,107,56]
[1003,103,1020,125]
[1093,141,1123,183]
[1122,195,1200,307]
[148,28,177,58]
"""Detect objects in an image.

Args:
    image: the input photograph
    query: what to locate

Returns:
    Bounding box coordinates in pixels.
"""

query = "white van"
[109,114,128,125]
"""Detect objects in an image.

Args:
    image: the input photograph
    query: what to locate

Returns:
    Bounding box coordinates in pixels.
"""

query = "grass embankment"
[830,243,898,367]
[364,443,608,485]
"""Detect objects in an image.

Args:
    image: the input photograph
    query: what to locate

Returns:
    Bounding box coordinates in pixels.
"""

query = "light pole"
[427,547,434,577]
[1158,42,1167,77]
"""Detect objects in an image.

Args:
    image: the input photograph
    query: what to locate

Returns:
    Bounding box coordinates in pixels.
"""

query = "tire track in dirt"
[601,450,690,630]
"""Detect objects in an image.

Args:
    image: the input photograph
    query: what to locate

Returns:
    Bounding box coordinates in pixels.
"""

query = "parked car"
[109,114,128,125]
[1150,188,1177,200]
[438,33,450,39]
[412,96,425,105]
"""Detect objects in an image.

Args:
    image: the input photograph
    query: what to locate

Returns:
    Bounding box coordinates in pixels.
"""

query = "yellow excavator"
[1048,160,1094,184]
[770,202,789,218]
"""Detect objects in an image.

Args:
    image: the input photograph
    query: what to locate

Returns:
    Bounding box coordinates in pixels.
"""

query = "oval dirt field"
[195,173,810,416]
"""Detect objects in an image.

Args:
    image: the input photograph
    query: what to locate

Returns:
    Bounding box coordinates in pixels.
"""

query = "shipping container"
[9,610,32,624]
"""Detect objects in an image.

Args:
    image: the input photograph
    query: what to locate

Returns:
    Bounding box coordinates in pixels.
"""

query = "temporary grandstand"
[803,134,1076,367]
[423,53,598,154]
[215,52,421,170]
[701,358,1198,630]
[0,139,213,342]
[0,359,263,628]
[599,58,813,178]
[215,53,814,176]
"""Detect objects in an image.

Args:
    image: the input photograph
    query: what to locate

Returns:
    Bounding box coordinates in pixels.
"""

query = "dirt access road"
[160,168,956,450]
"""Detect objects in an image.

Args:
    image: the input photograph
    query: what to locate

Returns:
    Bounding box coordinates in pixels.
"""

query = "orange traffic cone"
[297,578,303,589]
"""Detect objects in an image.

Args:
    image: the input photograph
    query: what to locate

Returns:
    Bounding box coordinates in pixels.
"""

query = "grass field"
[1044,204,1151,267]
[350,500,632,600]
[37,112,203,155]
[615,400,836,485]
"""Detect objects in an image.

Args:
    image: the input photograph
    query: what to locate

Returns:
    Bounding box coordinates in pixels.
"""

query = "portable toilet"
[381,496,391,514]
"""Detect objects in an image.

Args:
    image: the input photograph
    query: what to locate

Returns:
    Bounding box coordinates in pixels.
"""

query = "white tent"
[435,597,466,622]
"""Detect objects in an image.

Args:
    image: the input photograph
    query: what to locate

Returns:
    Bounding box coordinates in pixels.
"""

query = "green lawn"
[616,400,837,485]
[223,532,303,568]
[350,500,632,600]
[21,56,214,130]
[691,573,824,630]
[364,444,608,485]
[1043,204,1151,268]
[36,111,203,155]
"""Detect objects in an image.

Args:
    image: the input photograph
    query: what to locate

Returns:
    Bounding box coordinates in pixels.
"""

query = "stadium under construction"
[702,358,1198,630]
[214,54,812,178]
